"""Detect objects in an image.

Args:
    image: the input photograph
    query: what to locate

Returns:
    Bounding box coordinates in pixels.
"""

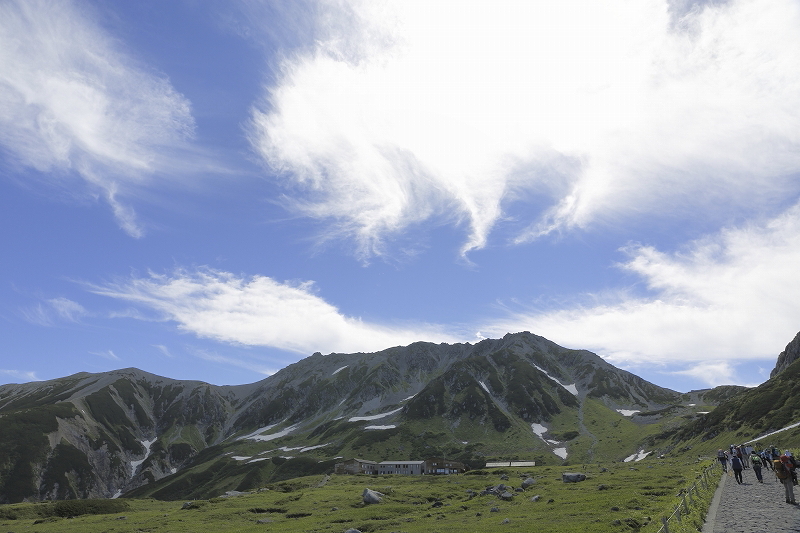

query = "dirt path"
[703,469,800,532]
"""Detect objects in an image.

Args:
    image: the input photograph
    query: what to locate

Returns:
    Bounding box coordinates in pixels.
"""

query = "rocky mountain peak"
[770,330,800,378]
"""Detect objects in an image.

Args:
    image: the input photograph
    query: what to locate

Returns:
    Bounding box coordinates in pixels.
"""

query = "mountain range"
[1,330,796,504]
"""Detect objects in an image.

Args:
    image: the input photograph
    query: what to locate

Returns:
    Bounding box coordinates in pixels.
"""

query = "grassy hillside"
[0,458,717,533]
[659,358,800,455]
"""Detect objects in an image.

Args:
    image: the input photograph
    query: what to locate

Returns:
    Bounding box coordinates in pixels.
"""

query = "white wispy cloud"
[152,344,174,358]
[89,268,461,355]
[482,203,800,368]
[249,0,800,257]
[0,369,40,382]
[21,297,88,326]
[91,349,121,361]
[187,347,277,377]
[0,0,195,236]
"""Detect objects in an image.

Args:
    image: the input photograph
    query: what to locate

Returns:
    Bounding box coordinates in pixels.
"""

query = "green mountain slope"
[0,331,737,502]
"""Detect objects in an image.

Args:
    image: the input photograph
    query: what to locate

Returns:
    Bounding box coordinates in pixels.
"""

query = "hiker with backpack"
[730,453,744,484]
[717,449,728,472]
[750,451,764,483]
[774,452,796,504]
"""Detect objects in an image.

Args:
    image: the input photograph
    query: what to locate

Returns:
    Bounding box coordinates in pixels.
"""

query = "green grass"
[0,458,718,533]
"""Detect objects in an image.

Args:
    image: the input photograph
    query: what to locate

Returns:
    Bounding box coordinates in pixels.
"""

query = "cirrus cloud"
[250,0,800,257]
[0,0,195,236]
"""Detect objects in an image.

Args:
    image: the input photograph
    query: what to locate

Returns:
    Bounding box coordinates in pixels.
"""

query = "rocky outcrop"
[771,331,800,378]
[362,488,383,504]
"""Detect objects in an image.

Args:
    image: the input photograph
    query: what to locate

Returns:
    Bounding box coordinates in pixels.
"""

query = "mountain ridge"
[0,331,754,503]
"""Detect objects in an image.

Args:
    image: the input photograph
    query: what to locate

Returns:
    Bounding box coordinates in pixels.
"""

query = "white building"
[378,461,425,475]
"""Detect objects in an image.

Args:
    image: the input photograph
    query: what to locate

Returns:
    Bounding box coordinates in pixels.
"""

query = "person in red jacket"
[776,452,796,504]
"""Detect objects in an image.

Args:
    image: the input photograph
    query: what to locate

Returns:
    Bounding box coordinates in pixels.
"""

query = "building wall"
[378,462,424,475]
[334,459,378,475]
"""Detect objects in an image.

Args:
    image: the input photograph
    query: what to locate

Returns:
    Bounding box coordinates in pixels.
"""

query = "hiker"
[735,446,747,469]
[774,452,796,504]
[730,454,744,484]
[717,449,728,472]
[750,451,763,483]
[742,445,752,469]
[761,450,774,471]
[788,451,799,485]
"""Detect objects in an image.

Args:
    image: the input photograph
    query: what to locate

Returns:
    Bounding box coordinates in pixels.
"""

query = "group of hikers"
[716,445,798,504]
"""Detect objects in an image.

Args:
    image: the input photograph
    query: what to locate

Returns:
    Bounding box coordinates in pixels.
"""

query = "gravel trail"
[703,469,800,532]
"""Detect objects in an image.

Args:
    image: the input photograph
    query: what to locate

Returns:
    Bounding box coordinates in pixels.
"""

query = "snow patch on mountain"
[237,424,279,440]
[531,423,548,438]
[745,420,800,444]
[624,450,651,462]
[531,423,568,459]
[532,364,578,396]
[130,438,156,477]
[553,448,568,459]
[349,407,402,422]
[242,424,298,442]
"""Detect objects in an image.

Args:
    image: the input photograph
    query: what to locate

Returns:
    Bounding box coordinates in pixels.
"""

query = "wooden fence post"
[661,516,670,533]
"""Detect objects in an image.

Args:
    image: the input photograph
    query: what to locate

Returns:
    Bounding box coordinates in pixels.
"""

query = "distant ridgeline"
[1,329,795,503]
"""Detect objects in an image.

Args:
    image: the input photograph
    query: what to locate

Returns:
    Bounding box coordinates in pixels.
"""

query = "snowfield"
[348,407,403,422]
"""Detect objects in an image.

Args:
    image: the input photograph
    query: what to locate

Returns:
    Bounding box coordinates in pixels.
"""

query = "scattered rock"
[521,477,536,489]
[345,529,362,533]
[362,488,384,504]
[610,506,620,512]
[256,519,273,524]
[222,490,248,498]
[547,498,555,503]
[490,507,501,512]
[431,501,443,508]
[562,473,586,483]
[500,491,514,501]
[597,484,609,490]
[514,487,524,493]
[331,507,339,511]
[500,474,509,480]
[530,495,541,502]
[181,502,195,510]
[501,518,510,524]
[115,516,127,520]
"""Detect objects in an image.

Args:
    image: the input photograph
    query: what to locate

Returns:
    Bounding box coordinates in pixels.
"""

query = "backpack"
[775,460,790,480]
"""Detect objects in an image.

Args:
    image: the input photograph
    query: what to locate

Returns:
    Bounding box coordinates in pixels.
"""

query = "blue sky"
[2,0,800,392]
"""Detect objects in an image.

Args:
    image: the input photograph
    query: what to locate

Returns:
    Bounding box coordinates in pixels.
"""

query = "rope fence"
[655,460,720,533]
